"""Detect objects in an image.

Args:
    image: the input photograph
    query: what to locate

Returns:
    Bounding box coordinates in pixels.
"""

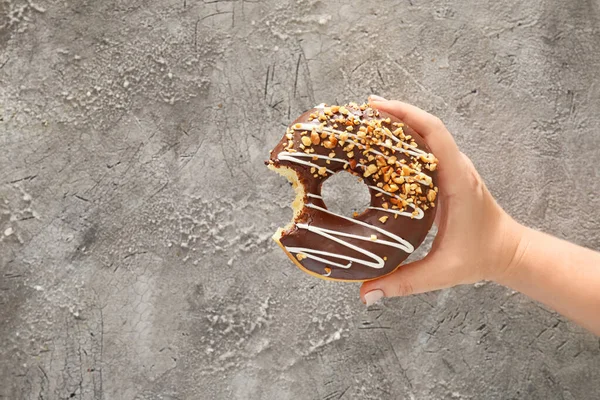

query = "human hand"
[361,96,525,305]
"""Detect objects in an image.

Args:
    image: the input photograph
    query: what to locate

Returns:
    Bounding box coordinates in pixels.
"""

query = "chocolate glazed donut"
[266,103,439,282]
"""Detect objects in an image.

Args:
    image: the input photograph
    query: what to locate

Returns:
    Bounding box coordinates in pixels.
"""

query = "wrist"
[492,218,531,287]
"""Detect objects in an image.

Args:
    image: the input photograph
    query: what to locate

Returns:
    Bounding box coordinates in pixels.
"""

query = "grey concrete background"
[1,0,599,398]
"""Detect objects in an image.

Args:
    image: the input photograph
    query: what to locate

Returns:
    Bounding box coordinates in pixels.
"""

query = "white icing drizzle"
[292,123,429,160]
[367,185,425,219]
[307,193,323,199]
[286,203,415,273]
[368,206,422,219]
[307,203,414,253]
[277,151,336,174]
[277,151,366,176]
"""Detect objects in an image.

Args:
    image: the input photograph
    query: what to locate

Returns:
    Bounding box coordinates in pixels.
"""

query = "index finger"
[368,98,462,175]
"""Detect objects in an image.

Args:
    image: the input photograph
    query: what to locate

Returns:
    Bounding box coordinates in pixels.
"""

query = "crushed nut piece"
[363,164,378,177]
[323,140,335,149]
[427,189,437,203]
[310,131,320,145]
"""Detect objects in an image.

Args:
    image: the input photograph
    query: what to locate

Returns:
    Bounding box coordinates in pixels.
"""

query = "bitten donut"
[266,102,439,282]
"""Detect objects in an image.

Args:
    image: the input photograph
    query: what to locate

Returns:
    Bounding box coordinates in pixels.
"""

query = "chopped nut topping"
[427,189,437,203]
[363,164,378,177]
[280,103,438,218]
[323,140,335,149]
[310,131,320,145]
[370,234,377,241]
[296,253,307,261]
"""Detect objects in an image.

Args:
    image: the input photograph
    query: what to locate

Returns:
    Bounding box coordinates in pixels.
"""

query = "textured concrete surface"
[1,0,600,398]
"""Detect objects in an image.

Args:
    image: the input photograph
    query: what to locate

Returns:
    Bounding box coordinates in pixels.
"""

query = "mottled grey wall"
[1,0,599,399]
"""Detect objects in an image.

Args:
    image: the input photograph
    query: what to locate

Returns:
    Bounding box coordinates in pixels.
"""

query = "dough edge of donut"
[267,163,305,241]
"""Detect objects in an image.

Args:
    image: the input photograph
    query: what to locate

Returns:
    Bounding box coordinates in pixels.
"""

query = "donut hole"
[321,171,371,218]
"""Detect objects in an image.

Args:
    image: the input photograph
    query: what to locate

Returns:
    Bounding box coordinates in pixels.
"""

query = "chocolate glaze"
[268,104,438,281]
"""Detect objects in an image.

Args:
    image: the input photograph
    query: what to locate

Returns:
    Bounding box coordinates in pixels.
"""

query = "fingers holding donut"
[368,96,464,187]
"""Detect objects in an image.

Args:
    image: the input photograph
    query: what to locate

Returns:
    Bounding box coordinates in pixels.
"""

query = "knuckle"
[430,116,446,131]
[395,280,414,297]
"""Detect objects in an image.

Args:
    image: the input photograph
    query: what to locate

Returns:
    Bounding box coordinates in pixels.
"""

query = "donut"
[266,102,439,282]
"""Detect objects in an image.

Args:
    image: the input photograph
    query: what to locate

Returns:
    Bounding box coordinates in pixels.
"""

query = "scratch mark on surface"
[338,386,350,399]
[0,57,9,70]
[382,330,413,391]
[264,65,270,99]
[377,67,384,84]
[293,54,301,97]
[8,174,37,184]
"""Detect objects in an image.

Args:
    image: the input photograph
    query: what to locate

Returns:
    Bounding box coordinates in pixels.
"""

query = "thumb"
[360,253,452,304]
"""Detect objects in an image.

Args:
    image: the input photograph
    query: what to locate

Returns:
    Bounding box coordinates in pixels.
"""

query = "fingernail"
[364,289,385,306]
[369,94,387,102]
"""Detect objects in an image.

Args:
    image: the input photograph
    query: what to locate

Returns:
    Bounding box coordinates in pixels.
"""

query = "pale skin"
[361,95,600,336]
